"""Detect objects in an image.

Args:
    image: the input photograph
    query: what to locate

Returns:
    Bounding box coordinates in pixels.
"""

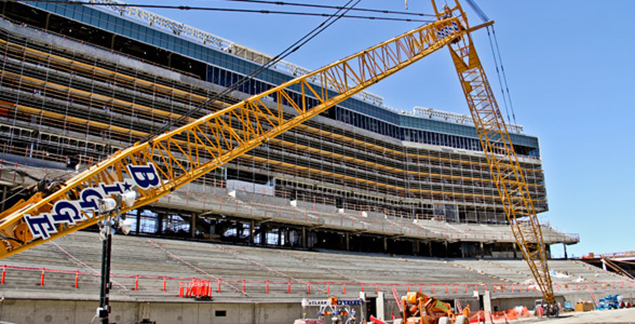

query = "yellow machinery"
[430,1,557,315]
[402,292,469,324]
[0,0,556,315]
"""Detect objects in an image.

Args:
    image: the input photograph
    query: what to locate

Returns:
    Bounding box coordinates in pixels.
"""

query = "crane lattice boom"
[432,0,555,307]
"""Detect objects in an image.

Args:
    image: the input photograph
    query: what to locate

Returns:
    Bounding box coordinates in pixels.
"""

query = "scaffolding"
[0,3,561,252]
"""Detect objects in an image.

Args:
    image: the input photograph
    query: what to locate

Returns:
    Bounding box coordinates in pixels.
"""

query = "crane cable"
[463,0,517,128]
[218,0,435,17]
[25,1,430,23]
[487,25,517,127]
[139,0,362,141]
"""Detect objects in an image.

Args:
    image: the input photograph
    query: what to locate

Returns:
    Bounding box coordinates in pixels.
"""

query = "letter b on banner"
[127,163,161,189]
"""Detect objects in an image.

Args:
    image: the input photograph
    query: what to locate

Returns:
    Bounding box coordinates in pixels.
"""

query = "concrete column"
[135,209,141,234]
[302,227,306,249]
[345,233,350,251]
[480,242,485,259]
[249,221,255,245]
[190,213,197,238]
[277,227,282,246]
[260,224,267,245]
[376,292,386,321]
[45,13,51,30]
[445,241,449,257]
[383,237,388,252]
[483,291,492,315]
[414,241,420,255]
[156,213,164,234]
[563,244,568,259]
[1,185,7,211]
[237,221,243,240]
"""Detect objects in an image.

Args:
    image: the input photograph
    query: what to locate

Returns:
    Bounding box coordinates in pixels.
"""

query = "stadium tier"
[0,231,628,324]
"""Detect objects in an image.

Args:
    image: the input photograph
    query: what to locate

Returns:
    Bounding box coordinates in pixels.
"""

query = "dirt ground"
[523,307,635,324]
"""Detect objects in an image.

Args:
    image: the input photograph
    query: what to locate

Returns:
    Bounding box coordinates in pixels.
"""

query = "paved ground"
[525,308,635,324]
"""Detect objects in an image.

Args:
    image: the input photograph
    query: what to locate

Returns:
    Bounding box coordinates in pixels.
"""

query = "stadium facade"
[0,1,578,258]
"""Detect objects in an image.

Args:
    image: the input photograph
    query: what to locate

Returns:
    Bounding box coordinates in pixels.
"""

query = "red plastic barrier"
[182,279,213,299]
[1,264,633,299]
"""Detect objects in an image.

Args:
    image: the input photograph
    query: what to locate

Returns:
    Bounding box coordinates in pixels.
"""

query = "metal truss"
[431,0,555,305]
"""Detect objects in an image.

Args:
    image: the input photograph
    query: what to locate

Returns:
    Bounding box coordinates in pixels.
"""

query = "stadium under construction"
[0,1,620,324]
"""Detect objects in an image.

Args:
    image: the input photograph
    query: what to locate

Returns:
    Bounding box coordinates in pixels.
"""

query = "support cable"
[24,1,429,23]
[486,26,512,125]
[139,0,361,142]
[219,0,435,18]
[491,26,517,126]
[464,0,517,127]
[50,241,128,290]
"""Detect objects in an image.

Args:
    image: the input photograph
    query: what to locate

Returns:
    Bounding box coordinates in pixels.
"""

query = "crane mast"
[431,0,556,312]
[0,15,463,258]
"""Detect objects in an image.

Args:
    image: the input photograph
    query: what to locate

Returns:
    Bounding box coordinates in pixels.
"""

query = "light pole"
[96,191,136,324]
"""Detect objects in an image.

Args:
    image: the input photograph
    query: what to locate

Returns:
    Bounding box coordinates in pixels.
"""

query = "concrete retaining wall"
[0,299,301,324]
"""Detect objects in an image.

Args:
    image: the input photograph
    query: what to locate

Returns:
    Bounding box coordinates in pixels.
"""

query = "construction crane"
[0,0,557,315]
[431,0,557,315]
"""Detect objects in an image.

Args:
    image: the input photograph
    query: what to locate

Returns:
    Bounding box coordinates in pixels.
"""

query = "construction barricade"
[181,279,214,299]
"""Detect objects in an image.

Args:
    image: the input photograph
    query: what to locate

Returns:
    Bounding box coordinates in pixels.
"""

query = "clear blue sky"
[130,0,635,258]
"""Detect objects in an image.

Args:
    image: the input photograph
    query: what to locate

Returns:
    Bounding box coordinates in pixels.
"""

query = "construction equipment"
[0,0,557,315]
[431,0,557,315]
[597,295,622,311]
[401,292,469,324]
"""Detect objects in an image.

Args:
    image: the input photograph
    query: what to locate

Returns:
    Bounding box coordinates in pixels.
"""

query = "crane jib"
[23,163,161,240]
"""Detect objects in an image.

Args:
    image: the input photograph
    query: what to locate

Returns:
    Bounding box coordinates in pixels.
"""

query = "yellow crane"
[431,1,556,315]
[0,0,556,315]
